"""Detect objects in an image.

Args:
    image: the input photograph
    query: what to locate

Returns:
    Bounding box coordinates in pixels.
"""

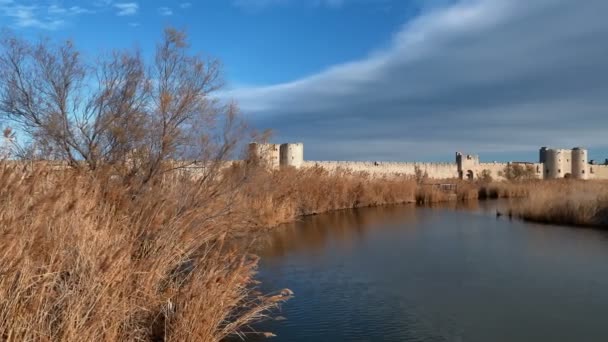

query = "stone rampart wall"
[590,165,608,180]
[303,161,458,179]
[475,163,543,180]
[476,163,509,180]
[476,162,544,180]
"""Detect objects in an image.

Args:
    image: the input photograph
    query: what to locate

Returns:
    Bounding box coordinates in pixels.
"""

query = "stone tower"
[456,152,479,180]
[248,143,280,169]
[279,143,304,168]
[571,147,589,180]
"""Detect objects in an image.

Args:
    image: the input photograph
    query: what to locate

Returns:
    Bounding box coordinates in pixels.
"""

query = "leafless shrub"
[0,28,244,187]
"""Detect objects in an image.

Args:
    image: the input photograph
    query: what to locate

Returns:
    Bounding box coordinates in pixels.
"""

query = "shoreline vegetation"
[510,181,608,228]
[2,162,608,341]
[416,178,608,229]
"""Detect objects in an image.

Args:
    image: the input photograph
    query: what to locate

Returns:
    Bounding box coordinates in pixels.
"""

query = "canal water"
[253,201,608,342]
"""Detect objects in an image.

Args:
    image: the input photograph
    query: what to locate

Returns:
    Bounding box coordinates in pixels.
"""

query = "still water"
[253,201,608,342]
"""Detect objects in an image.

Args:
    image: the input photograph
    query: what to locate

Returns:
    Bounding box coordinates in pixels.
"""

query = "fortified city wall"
[302,161,458,179]
[590,164,608,179]
[249,143,608,181]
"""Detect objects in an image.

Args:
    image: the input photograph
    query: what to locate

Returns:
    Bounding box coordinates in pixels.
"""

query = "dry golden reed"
[512,180,608,227]
[0,162,419,341]
[0,164,290,342]
[232,165,418,227]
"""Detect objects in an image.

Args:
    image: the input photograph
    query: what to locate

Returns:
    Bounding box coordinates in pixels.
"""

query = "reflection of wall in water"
[257,206,419,259]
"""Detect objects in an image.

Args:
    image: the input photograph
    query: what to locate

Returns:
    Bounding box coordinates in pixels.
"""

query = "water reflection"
[253,201,608,342]
[255,201,507,259]
[256,205,419,259]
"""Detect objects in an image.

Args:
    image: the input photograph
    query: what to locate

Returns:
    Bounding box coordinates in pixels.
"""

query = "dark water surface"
[253,201,608,342]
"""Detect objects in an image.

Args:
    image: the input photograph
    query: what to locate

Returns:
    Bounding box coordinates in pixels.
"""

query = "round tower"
[545,149,560,179]
[571,147,588,180]
[280,143,304,168]
[248,143,280,169]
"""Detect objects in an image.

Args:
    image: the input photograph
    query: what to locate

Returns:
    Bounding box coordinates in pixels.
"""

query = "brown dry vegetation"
[233,165,418,227]
[0,161,421,341]
[512,180,608,228]
[414,180,513,204]
[0,164,295,342]
[415,178,608,229]
[415,179,537,205]
[477,181,532,199]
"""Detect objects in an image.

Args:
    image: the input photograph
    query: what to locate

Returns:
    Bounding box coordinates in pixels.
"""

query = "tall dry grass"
[0,164,291,342]
[415,180,483,204]
[477,181,531,199]
[231,165,418,227]
[0,162,419,341]
[512,180,608,227]
[414,179,536,205]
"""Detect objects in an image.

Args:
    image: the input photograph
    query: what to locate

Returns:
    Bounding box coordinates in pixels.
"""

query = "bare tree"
[0,28,243,184]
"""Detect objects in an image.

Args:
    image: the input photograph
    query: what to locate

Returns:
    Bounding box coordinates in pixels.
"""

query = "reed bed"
[0,164,292,342]
[415,179,537,205]
[512,180,608,228]
[233,165,418,227]
[477,181,532,199]
[0,163,419,341]
[415,180,483,204]
[415,187,453,204]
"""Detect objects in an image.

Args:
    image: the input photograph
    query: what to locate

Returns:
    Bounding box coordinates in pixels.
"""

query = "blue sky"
[1,0,608,162]
[0,0,419,84]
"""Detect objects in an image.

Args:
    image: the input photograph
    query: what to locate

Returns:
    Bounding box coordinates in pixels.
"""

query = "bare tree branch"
[0,28,243,186]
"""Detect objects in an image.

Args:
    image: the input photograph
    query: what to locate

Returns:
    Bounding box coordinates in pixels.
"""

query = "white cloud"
[180,2,192,9]
[158,6,173,16]
[114,2,138,16]
[2,1,138,28]
[49,5,93,16]
[231,0,608,161]
[0,2,93,30]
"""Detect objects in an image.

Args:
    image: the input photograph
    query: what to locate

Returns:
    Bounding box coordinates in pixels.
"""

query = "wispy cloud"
[180,2,192,9]
[48,5,92,16]
[158,6,173,16]
[0,2,93,30]
[231,0,608,161]
[114,2,138,16]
